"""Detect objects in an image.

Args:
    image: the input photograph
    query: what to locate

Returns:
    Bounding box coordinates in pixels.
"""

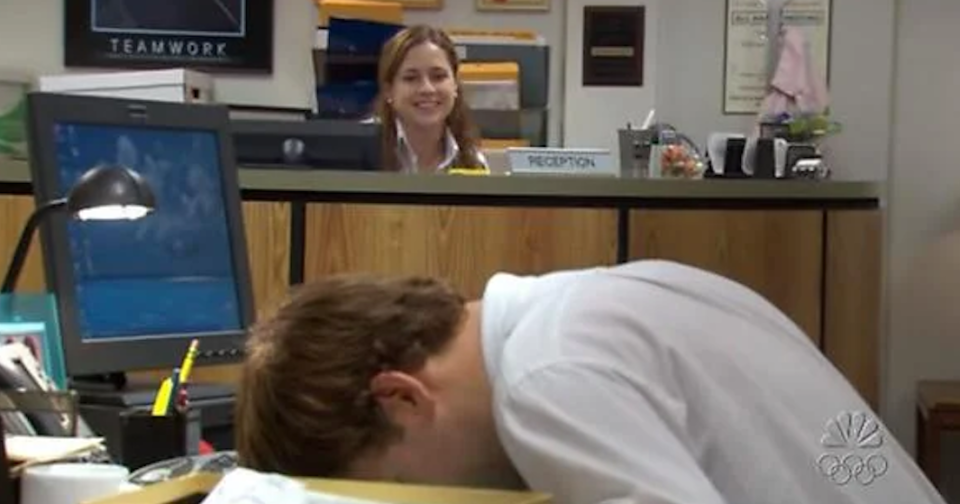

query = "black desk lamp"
[1,165,156,294]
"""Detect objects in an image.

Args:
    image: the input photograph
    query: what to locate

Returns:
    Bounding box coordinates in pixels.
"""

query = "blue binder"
[326,17,405,57]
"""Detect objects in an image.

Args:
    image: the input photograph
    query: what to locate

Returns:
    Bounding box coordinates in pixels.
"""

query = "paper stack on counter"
[202,467,396,504]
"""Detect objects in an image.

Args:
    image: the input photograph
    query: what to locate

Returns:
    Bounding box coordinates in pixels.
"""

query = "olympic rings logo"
[816,452,888,485]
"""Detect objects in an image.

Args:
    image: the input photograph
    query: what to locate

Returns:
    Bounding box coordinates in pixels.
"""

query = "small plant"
[766,110,842,144]
[0,97,25,156]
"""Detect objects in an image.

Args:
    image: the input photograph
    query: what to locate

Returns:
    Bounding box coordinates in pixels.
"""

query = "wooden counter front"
[0,165,884,408]
[629,210,824,343]
[304,204,619,298]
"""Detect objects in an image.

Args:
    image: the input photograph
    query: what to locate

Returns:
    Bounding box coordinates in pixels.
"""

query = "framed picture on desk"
[63,0,275,73]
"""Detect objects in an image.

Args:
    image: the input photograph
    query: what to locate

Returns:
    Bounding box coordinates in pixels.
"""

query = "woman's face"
[388,42,457,132]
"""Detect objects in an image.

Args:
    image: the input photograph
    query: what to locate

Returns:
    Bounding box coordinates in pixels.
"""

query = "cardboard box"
[89,472,552,504]
[37,69,214,104]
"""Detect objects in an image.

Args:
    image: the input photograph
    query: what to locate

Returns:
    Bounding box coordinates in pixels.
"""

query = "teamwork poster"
[64,0,274,73]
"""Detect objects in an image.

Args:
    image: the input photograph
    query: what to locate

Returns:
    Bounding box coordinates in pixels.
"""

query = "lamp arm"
[1,198,68,294]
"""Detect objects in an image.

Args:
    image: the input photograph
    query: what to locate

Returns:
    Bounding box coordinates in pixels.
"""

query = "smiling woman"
[373,25,487,174]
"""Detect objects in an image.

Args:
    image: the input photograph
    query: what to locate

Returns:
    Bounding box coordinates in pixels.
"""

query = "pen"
[166,367,181,415]
[178,339,199,384]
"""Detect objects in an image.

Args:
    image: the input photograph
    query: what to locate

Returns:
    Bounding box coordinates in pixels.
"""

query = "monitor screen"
[53,123,243,342]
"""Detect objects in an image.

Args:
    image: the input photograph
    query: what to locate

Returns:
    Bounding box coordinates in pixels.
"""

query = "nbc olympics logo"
[817,411,889,486]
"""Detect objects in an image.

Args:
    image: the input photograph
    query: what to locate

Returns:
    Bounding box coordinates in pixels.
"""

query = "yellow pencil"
[178,339,200,384]
[151,377,173,416]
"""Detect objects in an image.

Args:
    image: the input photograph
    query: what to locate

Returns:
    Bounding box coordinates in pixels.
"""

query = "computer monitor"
[26,92,255,385]
[231,119,381,170]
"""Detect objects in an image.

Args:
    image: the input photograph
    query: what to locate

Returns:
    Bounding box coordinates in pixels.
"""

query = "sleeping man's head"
[234,274,523,489]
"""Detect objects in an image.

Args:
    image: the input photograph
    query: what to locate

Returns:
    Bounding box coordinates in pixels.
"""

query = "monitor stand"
[72,372,235,408]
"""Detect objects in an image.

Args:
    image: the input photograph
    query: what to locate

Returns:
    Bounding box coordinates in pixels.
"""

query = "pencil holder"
[118,408,198,471]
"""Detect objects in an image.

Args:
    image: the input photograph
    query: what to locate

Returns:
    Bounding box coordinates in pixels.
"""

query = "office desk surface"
[0,159,882,203]
[89,472,552,504]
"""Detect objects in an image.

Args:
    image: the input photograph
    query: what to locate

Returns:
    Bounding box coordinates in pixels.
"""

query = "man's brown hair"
[235,273,466,477]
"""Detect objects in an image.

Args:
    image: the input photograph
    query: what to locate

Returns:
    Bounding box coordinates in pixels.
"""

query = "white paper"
[202,468,396,504]
[5,435,104,462]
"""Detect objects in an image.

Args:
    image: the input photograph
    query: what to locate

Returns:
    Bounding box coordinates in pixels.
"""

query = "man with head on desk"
[235,260,946,504]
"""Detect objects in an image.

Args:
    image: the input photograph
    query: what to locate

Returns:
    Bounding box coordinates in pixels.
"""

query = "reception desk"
[0,160,884,408]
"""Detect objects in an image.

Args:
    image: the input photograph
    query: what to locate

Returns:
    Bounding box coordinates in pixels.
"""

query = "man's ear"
[369,371,436,428]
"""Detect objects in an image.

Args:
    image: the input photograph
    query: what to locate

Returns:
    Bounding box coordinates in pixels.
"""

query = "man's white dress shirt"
[481,260,944,504]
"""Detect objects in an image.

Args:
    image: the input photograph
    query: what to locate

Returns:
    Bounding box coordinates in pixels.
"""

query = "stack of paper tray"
[460,62,520,111]
[448,30,550,146]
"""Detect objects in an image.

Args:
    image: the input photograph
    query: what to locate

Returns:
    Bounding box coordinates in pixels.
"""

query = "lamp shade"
[66,165,156,221]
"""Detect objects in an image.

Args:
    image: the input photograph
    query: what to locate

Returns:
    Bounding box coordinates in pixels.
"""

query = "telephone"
[0,341,94,437]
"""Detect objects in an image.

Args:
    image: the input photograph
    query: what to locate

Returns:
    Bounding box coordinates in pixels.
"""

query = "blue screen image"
[54,123,243,341]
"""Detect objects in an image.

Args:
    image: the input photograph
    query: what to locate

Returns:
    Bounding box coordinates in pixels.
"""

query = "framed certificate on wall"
[722,0,832,114]
[582,6,645,87]
[64,0,274,74]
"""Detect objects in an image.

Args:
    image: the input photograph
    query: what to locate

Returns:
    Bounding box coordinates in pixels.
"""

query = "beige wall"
[562,0,658,154]
[887,0,960,499]
[0,1,895,178]
[654,0,896,182]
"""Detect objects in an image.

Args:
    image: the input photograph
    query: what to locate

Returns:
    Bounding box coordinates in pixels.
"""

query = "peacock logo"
[816,411,889,486]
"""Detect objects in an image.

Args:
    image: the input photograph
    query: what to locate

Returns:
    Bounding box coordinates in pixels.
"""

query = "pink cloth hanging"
[758,26,829,118]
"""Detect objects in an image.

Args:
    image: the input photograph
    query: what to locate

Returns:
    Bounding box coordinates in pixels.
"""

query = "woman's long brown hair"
[373,25,484,172]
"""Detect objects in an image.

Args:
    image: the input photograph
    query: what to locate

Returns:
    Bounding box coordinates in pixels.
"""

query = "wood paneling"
[0,195,45,292]
[628,210,824,344]
[823,210,882,410]
[241,201,292,320]
[304,204,619,298]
